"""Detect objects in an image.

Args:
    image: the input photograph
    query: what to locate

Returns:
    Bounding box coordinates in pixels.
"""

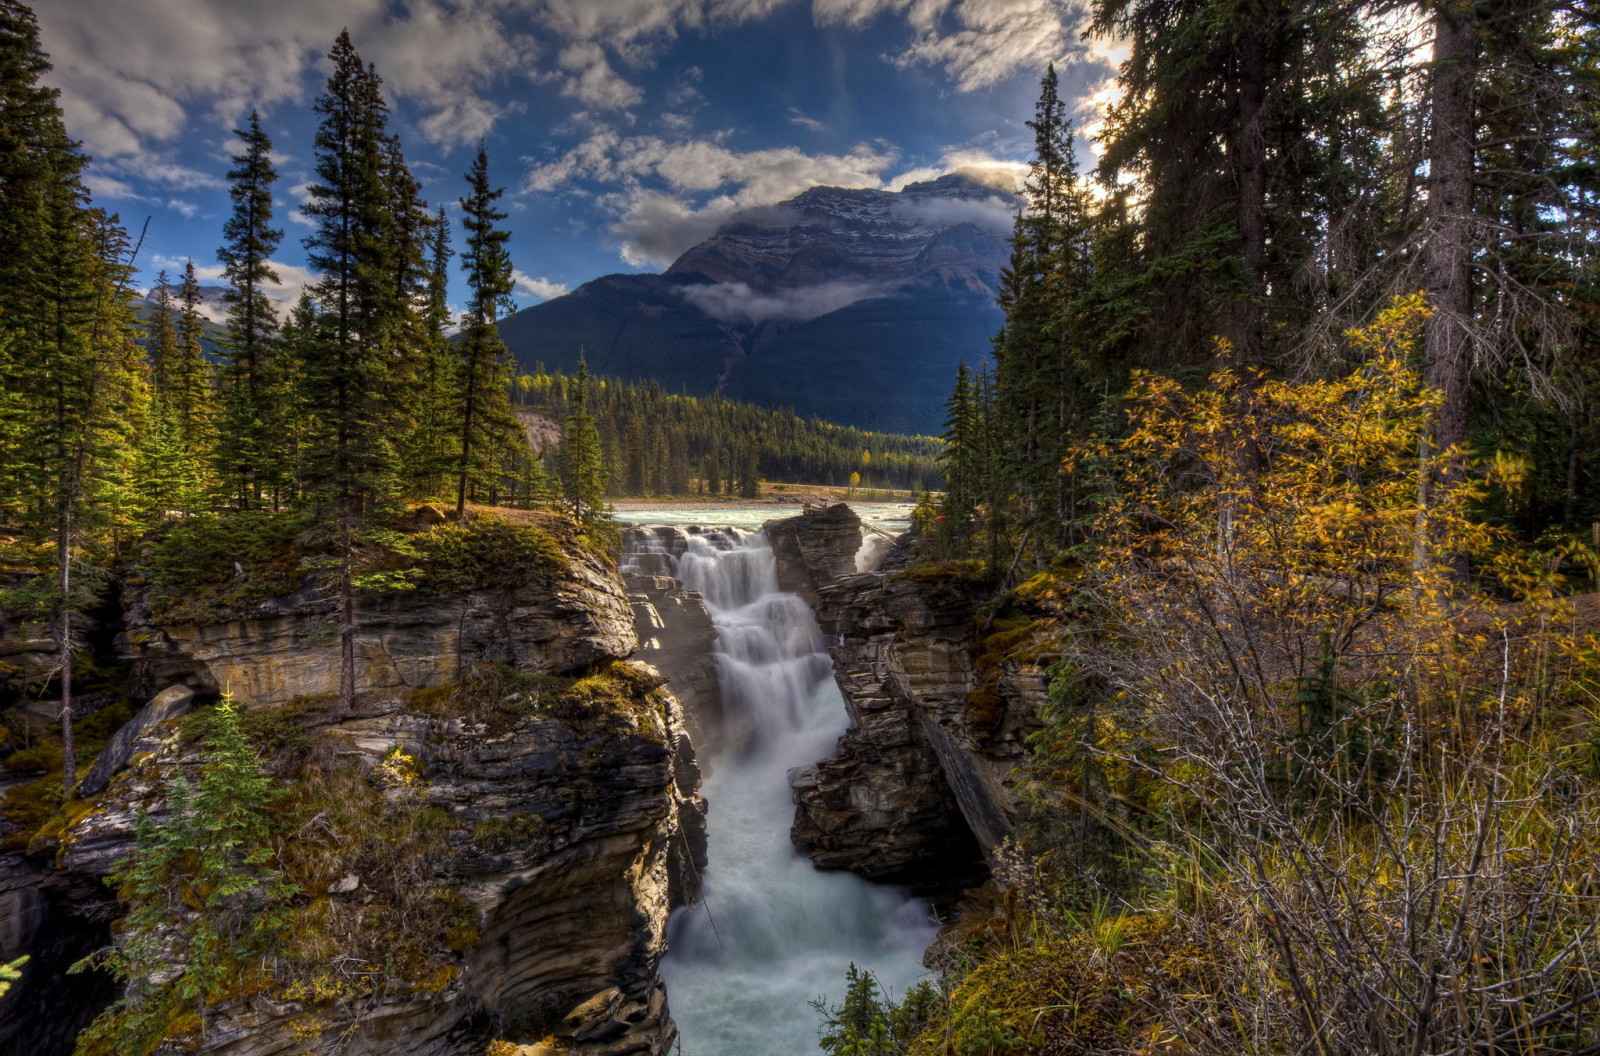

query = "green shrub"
[412,519,567,593]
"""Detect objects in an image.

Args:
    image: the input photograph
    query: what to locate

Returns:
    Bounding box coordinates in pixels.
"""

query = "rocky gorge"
[0,503,1051,1056]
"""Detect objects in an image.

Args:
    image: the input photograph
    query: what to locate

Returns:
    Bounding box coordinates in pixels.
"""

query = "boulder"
[763,503,864,602]
[76,684,195,797]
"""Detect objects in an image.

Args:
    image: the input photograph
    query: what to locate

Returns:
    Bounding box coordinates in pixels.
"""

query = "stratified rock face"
[1,521,707,1056]
[49,672,705,1056]
[792,541,1049,885]
[625,573,721,751]
[0,570,53,691]
[764,504,864,603]
[117,541,636,708]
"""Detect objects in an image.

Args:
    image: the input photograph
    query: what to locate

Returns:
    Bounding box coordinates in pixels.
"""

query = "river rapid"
[618,508,933,1056]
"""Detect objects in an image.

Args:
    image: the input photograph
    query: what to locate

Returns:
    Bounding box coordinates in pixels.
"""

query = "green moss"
[412,518,567,593]
[139,509,315,623]
[907,912,1201,1056]
[472,811,550,854]
[0,775,61,850]
[2,744,62,773]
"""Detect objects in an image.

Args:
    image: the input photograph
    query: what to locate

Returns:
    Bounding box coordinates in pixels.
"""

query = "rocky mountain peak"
[665,172,1018,295]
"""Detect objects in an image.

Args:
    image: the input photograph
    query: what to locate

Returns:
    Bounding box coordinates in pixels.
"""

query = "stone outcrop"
[76,684,194,797]
[619,527,725,750]
[790,538,1050,888]
[764,503,864,602]
[39,672,705,1056]
[0,570,53,692]
[117,538,635,708]
[1,519,707,1056]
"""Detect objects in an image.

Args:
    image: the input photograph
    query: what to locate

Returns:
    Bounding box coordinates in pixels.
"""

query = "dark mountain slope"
[499,172,1017,433]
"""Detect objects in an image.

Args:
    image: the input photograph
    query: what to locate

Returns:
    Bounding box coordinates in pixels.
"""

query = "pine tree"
[300,29,408,713]
[558,355,609,525]
[78,696,297,1049]
[411,205,458,498]
[0,0,147,790]
[169,260,215,483]
[144,272,180,393]
[455,143,524,516]
[215,109,282,509]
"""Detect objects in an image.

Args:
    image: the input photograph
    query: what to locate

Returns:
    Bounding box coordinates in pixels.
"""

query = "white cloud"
[149,254,318,317]
[558,42,645,110]
[166,199,201,219]
[787,107,826,133]
[681,279,885,324]
[512,269,571,301]
[812,0,1086,90]
[524,131,899,265]
[34,0,536,177]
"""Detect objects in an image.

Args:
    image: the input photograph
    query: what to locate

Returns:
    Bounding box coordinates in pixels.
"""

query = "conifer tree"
[411,205,458,497]
[300,29,408,713]
[215,109,282,509]
[558,356,609,525]
[169,261,215,473]
[455,143,523,516]
[144,272,180,392]
[0,0,146,790]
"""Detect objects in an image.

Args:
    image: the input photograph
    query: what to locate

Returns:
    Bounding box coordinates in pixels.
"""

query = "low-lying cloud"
[681,279,884,326]
[891,193,1016,233]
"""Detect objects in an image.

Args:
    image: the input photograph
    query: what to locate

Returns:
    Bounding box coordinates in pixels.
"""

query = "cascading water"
[624,528,936,1056]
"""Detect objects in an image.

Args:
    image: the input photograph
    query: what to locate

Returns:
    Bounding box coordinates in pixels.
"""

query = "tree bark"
[1232,21,1269,369]
[55,500,75,793]
[1423,3,1477,488]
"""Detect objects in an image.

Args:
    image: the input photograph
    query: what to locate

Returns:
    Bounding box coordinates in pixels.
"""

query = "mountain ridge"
[497,172,1014,434]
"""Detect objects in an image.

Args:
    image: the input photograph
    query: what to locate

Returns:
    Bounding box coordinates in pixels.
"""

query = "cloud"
[557,42,645,110]
[149,254,318,317]
[525,131,898,265]
[787,107,826,132]
[512,269,570,301]
[891,192,1016,232]
[812,0,1087,90]
[34,0,537,173]
[166,199,201,219]
[681,279,885,325]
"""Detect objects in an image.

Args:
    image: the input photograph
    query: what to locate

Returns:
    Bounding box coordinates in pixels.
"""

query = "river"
[617,507,934,1056]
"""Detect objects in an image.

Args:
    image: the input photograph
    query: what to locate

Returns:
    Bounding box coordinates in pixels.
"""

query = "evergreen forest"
[3,0,1600,1054]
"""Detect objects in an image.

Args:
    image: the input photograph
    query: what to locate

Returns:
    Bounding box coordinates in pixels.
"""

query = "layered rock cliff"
[788,530,1052,891]
[0,513,707,1056]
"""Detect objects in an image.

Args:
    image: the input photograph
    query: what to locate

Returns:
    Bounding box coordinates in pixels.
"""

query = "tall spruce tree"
[455,143,523,517]
[215,109,282,509]
[169,260,215,486]
[991,65,1096,557]
[144,272,180,393]
[300,30,409,713]
[558,355,609,525]
[412,205,458,498]
[0,0,147,790]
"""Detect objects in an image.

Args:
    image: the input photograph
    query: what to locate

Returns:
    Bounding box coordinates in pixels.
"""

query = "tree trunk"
[1232,22,1269,369]
[55,500,75,793]
[1423,3,1477,488]
[337,516,356,717]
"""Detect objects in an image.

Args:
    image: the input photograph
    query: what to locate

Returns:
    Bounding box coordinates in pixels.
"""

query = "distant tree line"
[511,368,944,498]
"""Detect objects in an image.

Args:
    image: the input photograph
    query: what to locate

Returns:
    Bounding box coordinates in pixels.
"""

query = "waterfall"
[627,528,935,1056]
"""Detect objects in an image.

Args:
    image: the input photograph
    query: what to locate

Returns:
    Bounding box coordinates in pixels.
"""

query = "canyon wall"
[1,515,706,1056]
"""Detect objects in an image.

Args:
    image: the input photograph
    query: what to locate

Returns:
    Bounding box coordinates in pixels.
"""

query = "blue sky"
[34,0,1119,317]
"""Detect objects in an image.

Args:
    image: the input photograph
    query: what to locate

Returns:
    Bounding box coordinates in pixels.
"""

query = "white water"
[625,528,936,1056]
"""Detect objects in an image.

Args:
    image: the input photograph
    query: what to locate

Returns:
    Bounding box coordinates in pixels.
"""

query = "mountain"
[497,172,1015,434]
